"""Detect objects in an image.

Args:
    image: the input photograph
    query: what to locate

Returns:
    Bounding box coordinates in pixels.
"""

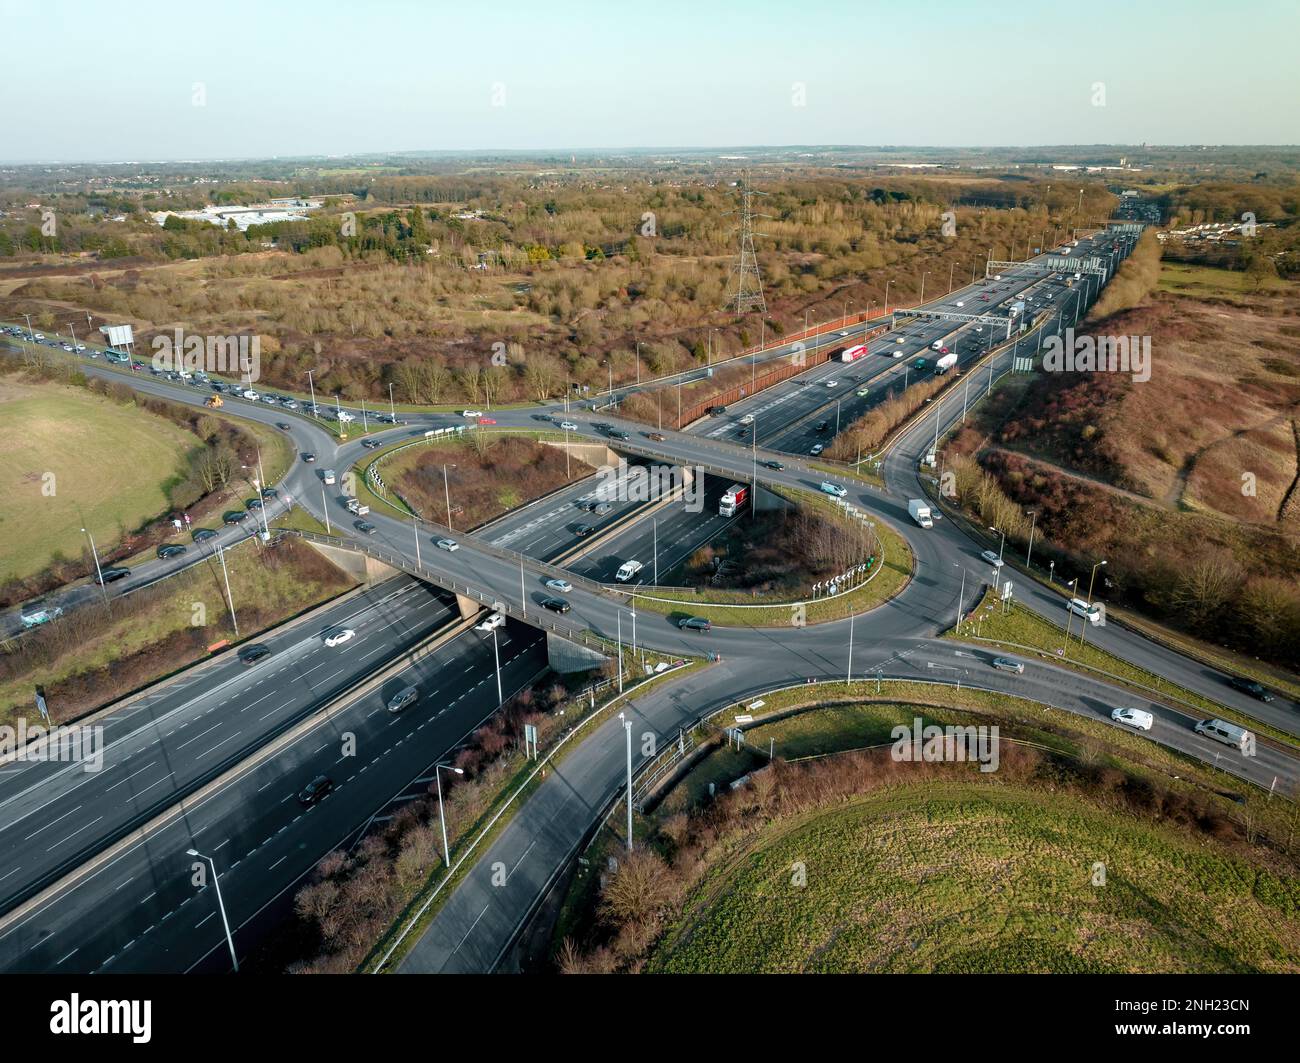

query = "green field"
[649,782,1300,973]
[1157,261,1292,298]
[0,380,200,582]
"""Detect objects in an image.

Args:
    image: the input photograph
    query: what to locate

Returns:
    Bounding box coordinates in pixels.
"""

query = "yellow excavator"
[204,395,224,408]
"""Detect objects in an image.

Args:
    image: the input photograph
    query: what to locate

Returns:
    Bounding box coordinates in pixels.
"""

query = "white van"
[1111,707,1154,731]
[615,559,643,582]
[1067,597,1102,625]
[1194,718,1254,753]
[323,469,337,485]
[930,339,943,351]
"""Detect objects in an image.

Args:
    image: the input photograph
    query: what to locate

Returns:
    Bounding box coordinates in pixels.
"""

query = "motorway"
[0,616,547,973]
[5,224,1299,974]
[0,577,452,914]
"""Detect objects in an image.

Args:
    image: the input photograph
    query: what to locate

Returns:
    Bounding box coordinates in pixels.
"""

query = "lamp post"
[187,849,238,972]
[434,763,464,867]
[1025,511,1038,568]
[443,464,456,530]
[989,525,1006,563]
[618,711,633,851]
[306,370,318,419]
[81,525,108,605]
[1079,560,1107,645]
[388,382,396,422]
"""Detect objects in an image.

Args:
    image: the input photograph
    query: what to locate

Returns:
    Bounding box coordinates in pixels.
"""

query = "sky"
[1,0,1297,162]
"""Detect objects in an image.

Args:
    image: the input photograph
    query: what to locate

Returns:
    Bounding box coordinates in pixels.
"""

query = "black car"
[609,430,630,441]
[276,422,292,430]
[246,498,264,510]
[298,775,334,805]
[97,566,130,585]
[156,544,187,559]
[574,523,595,537]
[815,420,830,432]
[764,460,785,471]
[302,453,316,463]
[540,596,571,614]
[240,644,272,666]
[192,528,217,542]
[355,520,377,534]
[261,486,278,499]
[362,438,382,449]
[223,510,249,525]
[1228,676,1274,702]
[678,616,712,632]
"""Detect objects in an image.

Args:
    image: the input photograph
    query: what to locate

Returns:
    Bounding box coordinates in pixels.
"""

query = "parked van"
[1067,597,1102,625]
[387,687,419,714]
[1194,718,1254,753]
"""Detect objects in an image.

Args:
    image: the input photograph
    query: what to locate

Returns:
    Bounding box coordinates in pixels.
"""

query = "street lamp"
[988,525,1006,563]
[187,849,238,972]
[919,271,930,305]
[435,762,464,867]
[443,464,456,529]
[618,711,634,851]
[1025,511,1038,568]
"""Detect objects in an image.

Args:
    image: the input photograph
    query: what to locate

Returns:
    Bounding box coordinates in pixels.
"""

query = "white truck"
[934,352,958,374]
[345,498,369,516]
[615,560,644,582]
[908,498,933,528]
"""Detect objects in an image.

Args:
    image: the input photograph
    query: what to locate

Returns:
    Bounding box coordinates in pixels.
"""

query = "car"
[810,444,824,455]
[156,544,187,559]
[362,438,383,449]
[574,523,595,537]
[980,549,1004,569]
[955,301,964,308]
[593,502,612,516]
[223,511,249,525]
[32,333,44,340]
[820,481,847,497]
[1227,676,1274,702]
[386,686,419,714]
[96,566,130,585]
[856,388,869,397]
[478,417,497,426]
[836,330,849,337]
[261,487,279,500]
[435,538,459,552]
[559,421,579,431]
[541,596,571,614]
[646,432,666,442]
[678,616,712,632]
[764,460,785,471]
[276,422,292,430]
[1111,707,1154,731]
[461,410,484,418]
[246,499,263,511]
[281,399,298,410]
[355,520,377,534]
[815,420,830,432]
[324,628,356,648]
[192,528,217,542]
[475,612,506,632]
[608,430,630,440]
[892,349,904,358]
[991,657,1024,674]
[302,453,316,463]
[824,379,839,388]
[894,336,904,344]
[545,578,573,593]
[298,775,334,805]
[240,644,272,666]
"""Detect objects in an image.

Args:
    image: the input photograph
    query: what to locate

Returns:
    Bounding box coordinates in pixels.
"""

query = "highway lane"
[0,576,454,913]
[566,475,733,584]
[0,620,549,973]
